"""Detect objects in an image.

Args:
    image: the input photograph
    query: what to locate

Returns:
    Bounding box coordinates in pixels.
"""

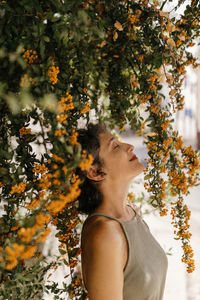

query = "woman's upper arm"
[82,220,124,300]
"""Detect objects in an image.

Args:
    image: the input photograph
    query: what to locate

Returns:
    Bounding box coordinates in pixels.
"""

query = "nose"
[126,143,134,153]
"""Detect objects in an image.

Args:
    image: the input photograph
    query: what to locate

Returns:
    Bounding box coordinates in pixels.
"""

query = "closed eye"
[114,144,119,149]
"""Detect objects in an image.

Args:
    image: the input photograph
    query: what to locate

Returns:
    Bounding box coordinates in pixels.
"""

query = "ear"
[86,164,105,182]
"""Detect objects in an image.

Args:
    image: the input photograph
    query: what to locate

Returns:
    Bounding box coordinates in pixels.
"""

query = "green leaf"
[59,248,67,255]
[65,145,73,155]
[43,36,50,43]
[40,41,45,59]
[0,167,9,175]
[144,174,153,180]
[23,216,36,228]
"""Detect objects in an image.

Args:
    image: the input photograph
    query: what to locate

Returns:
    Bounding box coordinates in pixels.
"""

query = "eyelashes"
[114,144,120,150]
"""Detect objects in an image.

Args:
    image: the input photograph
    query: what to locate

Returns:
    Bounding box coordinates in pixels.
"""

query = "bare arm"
[81,219,125,300]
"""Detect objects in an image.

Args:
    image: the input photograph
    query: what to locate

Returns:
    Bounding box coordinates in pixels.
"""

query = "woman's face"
[98,131,144,182]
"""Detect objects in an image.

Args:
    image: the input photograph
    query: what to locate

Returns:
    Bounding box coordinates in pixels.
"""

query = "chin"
[131,161,144,178]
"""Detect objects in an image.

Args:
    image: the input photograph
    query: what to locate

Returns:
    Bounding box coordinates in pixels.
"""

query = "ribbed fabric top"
[82,205,168,300]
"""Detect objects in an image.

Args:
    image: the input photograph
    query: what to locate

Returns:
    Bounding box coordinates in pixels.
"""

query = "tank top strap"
[126,203,137,215]
[85,212,123,224]
[84,204,137,225]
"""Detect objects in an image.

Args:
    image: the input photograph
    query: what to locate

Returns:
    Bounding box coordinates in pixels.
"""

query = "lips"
[129,154,137,161]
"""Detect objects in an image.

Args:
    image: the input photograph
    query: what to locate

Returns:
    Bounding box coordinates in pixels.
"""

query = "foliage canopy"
[0,0,200,299]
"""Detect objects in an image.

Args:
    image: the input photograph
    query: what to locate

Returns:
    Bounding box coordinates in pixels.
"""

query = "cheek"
[104,154,124,173]
[112,155,129,171]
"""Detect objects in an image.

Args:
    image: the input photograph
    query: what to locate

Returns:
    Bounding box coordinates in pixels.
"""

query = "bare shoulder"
[82,216,124,249]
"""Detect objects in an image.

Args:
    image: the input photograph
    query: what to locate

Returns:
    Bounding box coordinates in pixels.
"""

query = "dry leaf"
[130,74,139,88]
[114,21,123,31]
[166,74,174,84]
[100,40,106,47]
[178,31,186,41]
[113,31,118,41]
[131,33,137,41]
[169,89,176,96]
[97,40,106,48]
[160,11,169,18]
[166,22,176,32]
[153,0,160,6]
[167,38,176,47]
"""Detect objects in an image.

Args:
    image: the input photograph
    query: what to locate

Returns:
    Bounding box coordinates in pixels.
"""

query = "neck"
[95,179,132,219]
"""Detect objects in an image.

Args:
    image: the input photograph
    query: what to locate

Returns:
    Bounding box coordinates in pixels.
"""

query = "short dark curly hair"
[76,122,107,215]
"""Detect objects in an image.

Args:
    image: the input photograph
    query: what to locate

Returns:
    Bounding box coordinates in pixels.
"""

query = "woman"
[77,123,168,300]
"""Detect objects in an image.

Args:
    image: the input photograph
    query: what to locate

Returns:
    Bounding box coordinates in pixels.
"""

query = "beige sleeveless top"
[82,205,168,300]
